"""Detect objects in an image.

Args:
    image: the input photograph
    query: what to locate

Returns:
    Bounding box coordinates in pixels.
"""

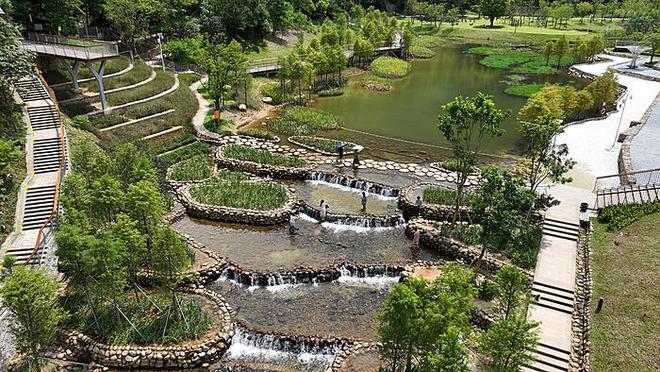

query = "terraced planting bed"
[107,70,176,107]
[222,144,306,168]
[189,173,288,211]
[169,154,213,182]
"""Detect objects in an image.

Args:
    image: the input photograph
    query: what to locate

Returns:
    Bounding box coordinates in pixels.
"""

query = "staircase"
[1,75,66,266]
[532,281,574,315]
[524,342,571,372]
[541,218,579,242]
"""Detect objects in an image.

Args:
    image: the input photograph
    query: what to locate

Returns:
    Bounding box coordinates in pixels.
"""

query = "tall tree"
[1,265,63,371]
[554,35,569,68]
[104,0,156,58]
[202,39,248,114]
[518,116,575,193]
[437,93,508,224]
[480,0,509,27]
[0,17,34,132]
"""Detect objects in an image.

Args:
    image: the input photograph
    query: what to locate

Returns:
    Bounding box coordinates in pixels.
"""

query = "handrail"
[594,167,660,180]
[593,167,660,193]
[22,32,119,60]
[26,73,66,266]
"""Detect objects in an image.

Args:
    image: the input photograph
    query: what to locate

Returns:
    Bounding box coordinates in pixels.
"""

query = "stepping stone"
[377,166,388,170]
[386,165,395,170]
[366,163,374,168]
[399,168,409,173]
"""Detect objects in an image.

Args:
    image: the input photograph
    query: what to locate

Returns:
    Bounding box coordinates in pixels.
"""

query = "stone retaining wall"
[399,182,472,222]
[234,320,347,355]
[617,92,660,183]
[569,227,593,372]
[326,343,379,372]
[215,145,315,180]
[59,288,233,369]
[175,182,298,225]
[306,171,400,197]
[406,218,522,275]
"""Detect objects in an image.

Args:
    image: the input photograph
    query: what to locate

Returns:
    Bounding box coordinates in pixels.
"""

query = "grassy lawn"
[370,56,411,79]
[504,83,545,97]
[590,214,659,371]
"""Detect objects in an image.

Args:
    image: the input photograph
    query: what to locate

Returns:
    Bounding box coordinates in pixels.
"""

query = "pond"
[312,45,579,159]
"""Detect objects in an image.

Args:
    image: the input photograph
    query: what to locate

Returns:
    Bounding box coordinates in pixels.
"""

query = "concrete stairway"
[1,75,66,266]
[532,281,574,315]
[541,218,579,242]
[523,342,571,372]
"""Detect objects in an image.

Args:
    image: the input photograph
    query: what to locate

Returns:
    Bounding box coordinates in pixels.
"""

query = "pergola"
[21,32,121,110]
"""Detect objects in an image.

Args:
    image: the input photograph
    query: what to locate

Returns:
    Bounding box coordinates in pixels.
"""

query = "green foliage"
[190,175,288,210]
[162,37,204,64]
[468,46,496,55]
[410,45,436,58]
[597,202,660,231]
[370,56,411,79]
[63,291,211,345]
[266,106,341,135]
[237,128,276,140]
[478,280,497,301]
[169,155,212,181]
[0,17,34,96]
[504,84,544,97]
[360,74,393,92]
[0,137,21,177]
[107,71,176,107]
[82,62,153,92]
[480,0,509,26]
[201,40,248,108]
[479,52,535,69]
[588,70,618,108]
[223,144,306,167]
[158,141,209,165]
[317,87,344,96]
[292,136,355,154]
[0,265,63,362]
[378,264,476,372]
[423,186,457,205]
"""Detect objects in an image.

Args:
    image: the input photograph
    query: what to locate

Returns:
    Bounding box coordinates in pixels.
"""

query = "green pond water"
[313,46,577,158]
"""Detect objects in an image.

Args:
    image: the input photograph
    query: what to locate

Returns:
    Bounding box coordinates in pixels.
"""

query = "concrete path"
[556,55,660,188]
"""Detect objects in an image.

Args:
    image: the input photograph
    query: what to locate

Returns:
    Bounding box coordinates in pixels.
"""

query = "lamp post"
[157,33,165,72]
[607,93,631,151]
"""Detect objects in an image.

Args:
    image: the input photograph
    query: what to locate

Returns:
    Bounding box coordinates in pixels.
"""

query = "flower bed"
[370,56,410,78]
[288,136,357,155]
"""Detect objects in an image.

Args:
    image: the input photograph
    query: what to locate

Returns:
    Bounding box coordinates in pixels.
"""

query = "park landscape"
[0,0,659,371]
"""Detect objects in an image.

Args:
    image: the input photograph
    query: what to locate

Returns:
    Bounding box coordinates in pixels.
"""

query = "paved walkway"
[556,55,660,188]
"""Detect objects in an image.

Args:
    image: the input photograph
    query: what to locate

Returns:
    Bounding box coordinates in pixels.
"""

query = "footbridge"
[21,32,121,110]
[593,167,660,209]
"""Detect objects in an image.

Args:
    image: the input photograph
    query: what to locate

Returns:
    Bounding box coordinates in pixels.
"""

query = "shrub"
[292,136,355,154]
[266,107,341,136]
[223,144,306,167]
[189,176,287,210]
[237,128,276,140]
[504,84,544,97]
[597,202,660,231]
[317,88,344,97]
[370,56,410,78]
[410,45,435,58]
[71,115,90,129]
[478,280,497,301]
[423,186,457,204]
[169,155,212,181]
[162,37,203,64]
[360,75,392,92]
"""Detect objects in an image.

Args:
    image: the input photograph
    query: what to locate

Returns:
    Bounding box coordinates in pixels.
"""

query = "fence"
[22,32,119,60]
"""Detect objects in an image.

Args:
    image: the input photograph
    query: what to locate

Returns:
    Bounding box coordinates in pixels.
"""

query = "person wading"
[361,192,368,212]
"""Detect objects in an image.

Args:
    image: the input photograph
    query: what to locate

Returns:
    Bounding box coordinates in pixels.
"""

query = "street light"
[606,93,631,151]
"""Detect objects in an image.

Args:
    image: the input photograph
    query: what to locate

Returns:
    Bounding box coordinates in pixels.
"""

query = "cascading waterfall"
[306,171,400,197]
[336,264,403,287]
[298,207,405,229]
[224,327,342,370]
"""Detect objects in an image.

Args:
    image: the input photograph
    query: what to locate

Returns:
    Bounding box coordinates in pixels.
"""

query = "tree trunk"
[489,16,495,27]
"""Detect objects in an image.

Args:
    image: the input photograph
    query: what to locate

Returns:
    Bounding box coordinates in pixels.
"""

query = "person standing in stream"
[361,192,367,212]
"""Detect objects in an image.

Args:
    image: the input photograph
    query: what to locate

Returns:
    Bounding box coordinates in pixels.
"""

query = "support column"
[86,60,107,111]
[65,61,82,91]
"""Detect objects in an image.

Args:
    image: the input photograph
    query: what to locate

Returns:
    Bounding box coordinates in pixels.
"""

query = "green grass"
[158,141,209,165]
[360,74,393,92]
[413,35,441,48]
[467,46,496,55]
[76,57,131,80]
[237,128,276,140]
[292,136,355,154]
[81,62,153,92]
[169,154,212,181]
[62,291,212,345]
[266,106,341,136]
[590,214,659,371]
[96,73,198,146]
[107,70,176,107]
[478,52,537,69]
[223,144,306,168]
[190,174,287,210]
[370,56,411,79]
[504,83,545,97]
[423,186,458,205]
[317,88,344,97]
[410,45,435,58]
[597,202,660,231]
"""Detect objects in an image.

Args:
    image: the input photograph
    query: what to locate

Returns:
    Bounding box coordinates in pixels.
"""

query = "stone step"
[532,281,574,295]
[542,229,578,242]
[543,218,579,232]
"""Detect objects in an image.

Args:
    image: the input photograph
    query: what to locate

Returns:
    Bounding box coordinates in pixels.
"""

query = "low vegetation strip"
[107,70,176,107]
[223,144,306,168]
[266,106,341,136]
[423,186,458,205]
[236,128,276,141]
[360,74,392,92]
[410,45,435,58]
[169,154,212,181]
[81,62,153,92]
[504,84,544,97]
[370,56,410,78]
[189,175,288,210]
[590,214,660,371]
[597,201,660,231]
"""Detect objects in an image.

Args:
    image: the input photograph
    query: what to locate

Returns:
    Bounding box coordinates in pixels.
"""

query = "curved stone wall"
[175,182,298,225]
[399,183,471,222]
[299,201,404,228]
[215,145,315,180]
[306,171,400,197]
[288,136,358,156]
[59,288,233,369]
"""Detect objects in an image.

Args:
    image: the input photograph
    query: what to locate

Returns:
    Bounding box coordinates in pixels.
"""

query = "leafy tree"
[109,214,147,288]
[572,89,594,118]
[553,35,569,68]
[587,70,618,109]
[125,179,164,248]
[586,34,604,62]
[354,37,375,67]
[480,316,538,371]
[202,39,248,114]
[480,0,509,27]
[575,2,592,23]
[642,32,660,63]
[104,0,156,58]
[378,264,476,371]
[110,143,157,189]
[0,17,34,133]
[543,40,554,66]
[437,93,507,224]
[518,117,575,193]
[91,174,124,223]
[519,84,564,123]
[6,0,83,34]
[1,265,63,370]
[493,265,531,320]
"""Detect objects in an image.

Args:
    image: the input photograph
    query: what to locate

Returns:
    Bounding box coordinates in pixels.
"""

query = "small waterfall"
[299,207,405,230]
[306,171,400,197]
[224,327,341,369]
[336,264,403,287]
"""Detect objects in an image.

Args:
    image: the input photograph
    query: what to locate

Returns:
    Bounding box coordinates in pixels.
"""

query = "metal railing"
[26,73,67,266]
[592,167,660,208]
[22,32,119,60]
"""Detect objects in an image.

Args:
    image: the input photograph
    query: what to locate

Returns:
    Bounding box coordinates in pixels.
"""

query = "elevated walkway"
[593,168,660,209]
